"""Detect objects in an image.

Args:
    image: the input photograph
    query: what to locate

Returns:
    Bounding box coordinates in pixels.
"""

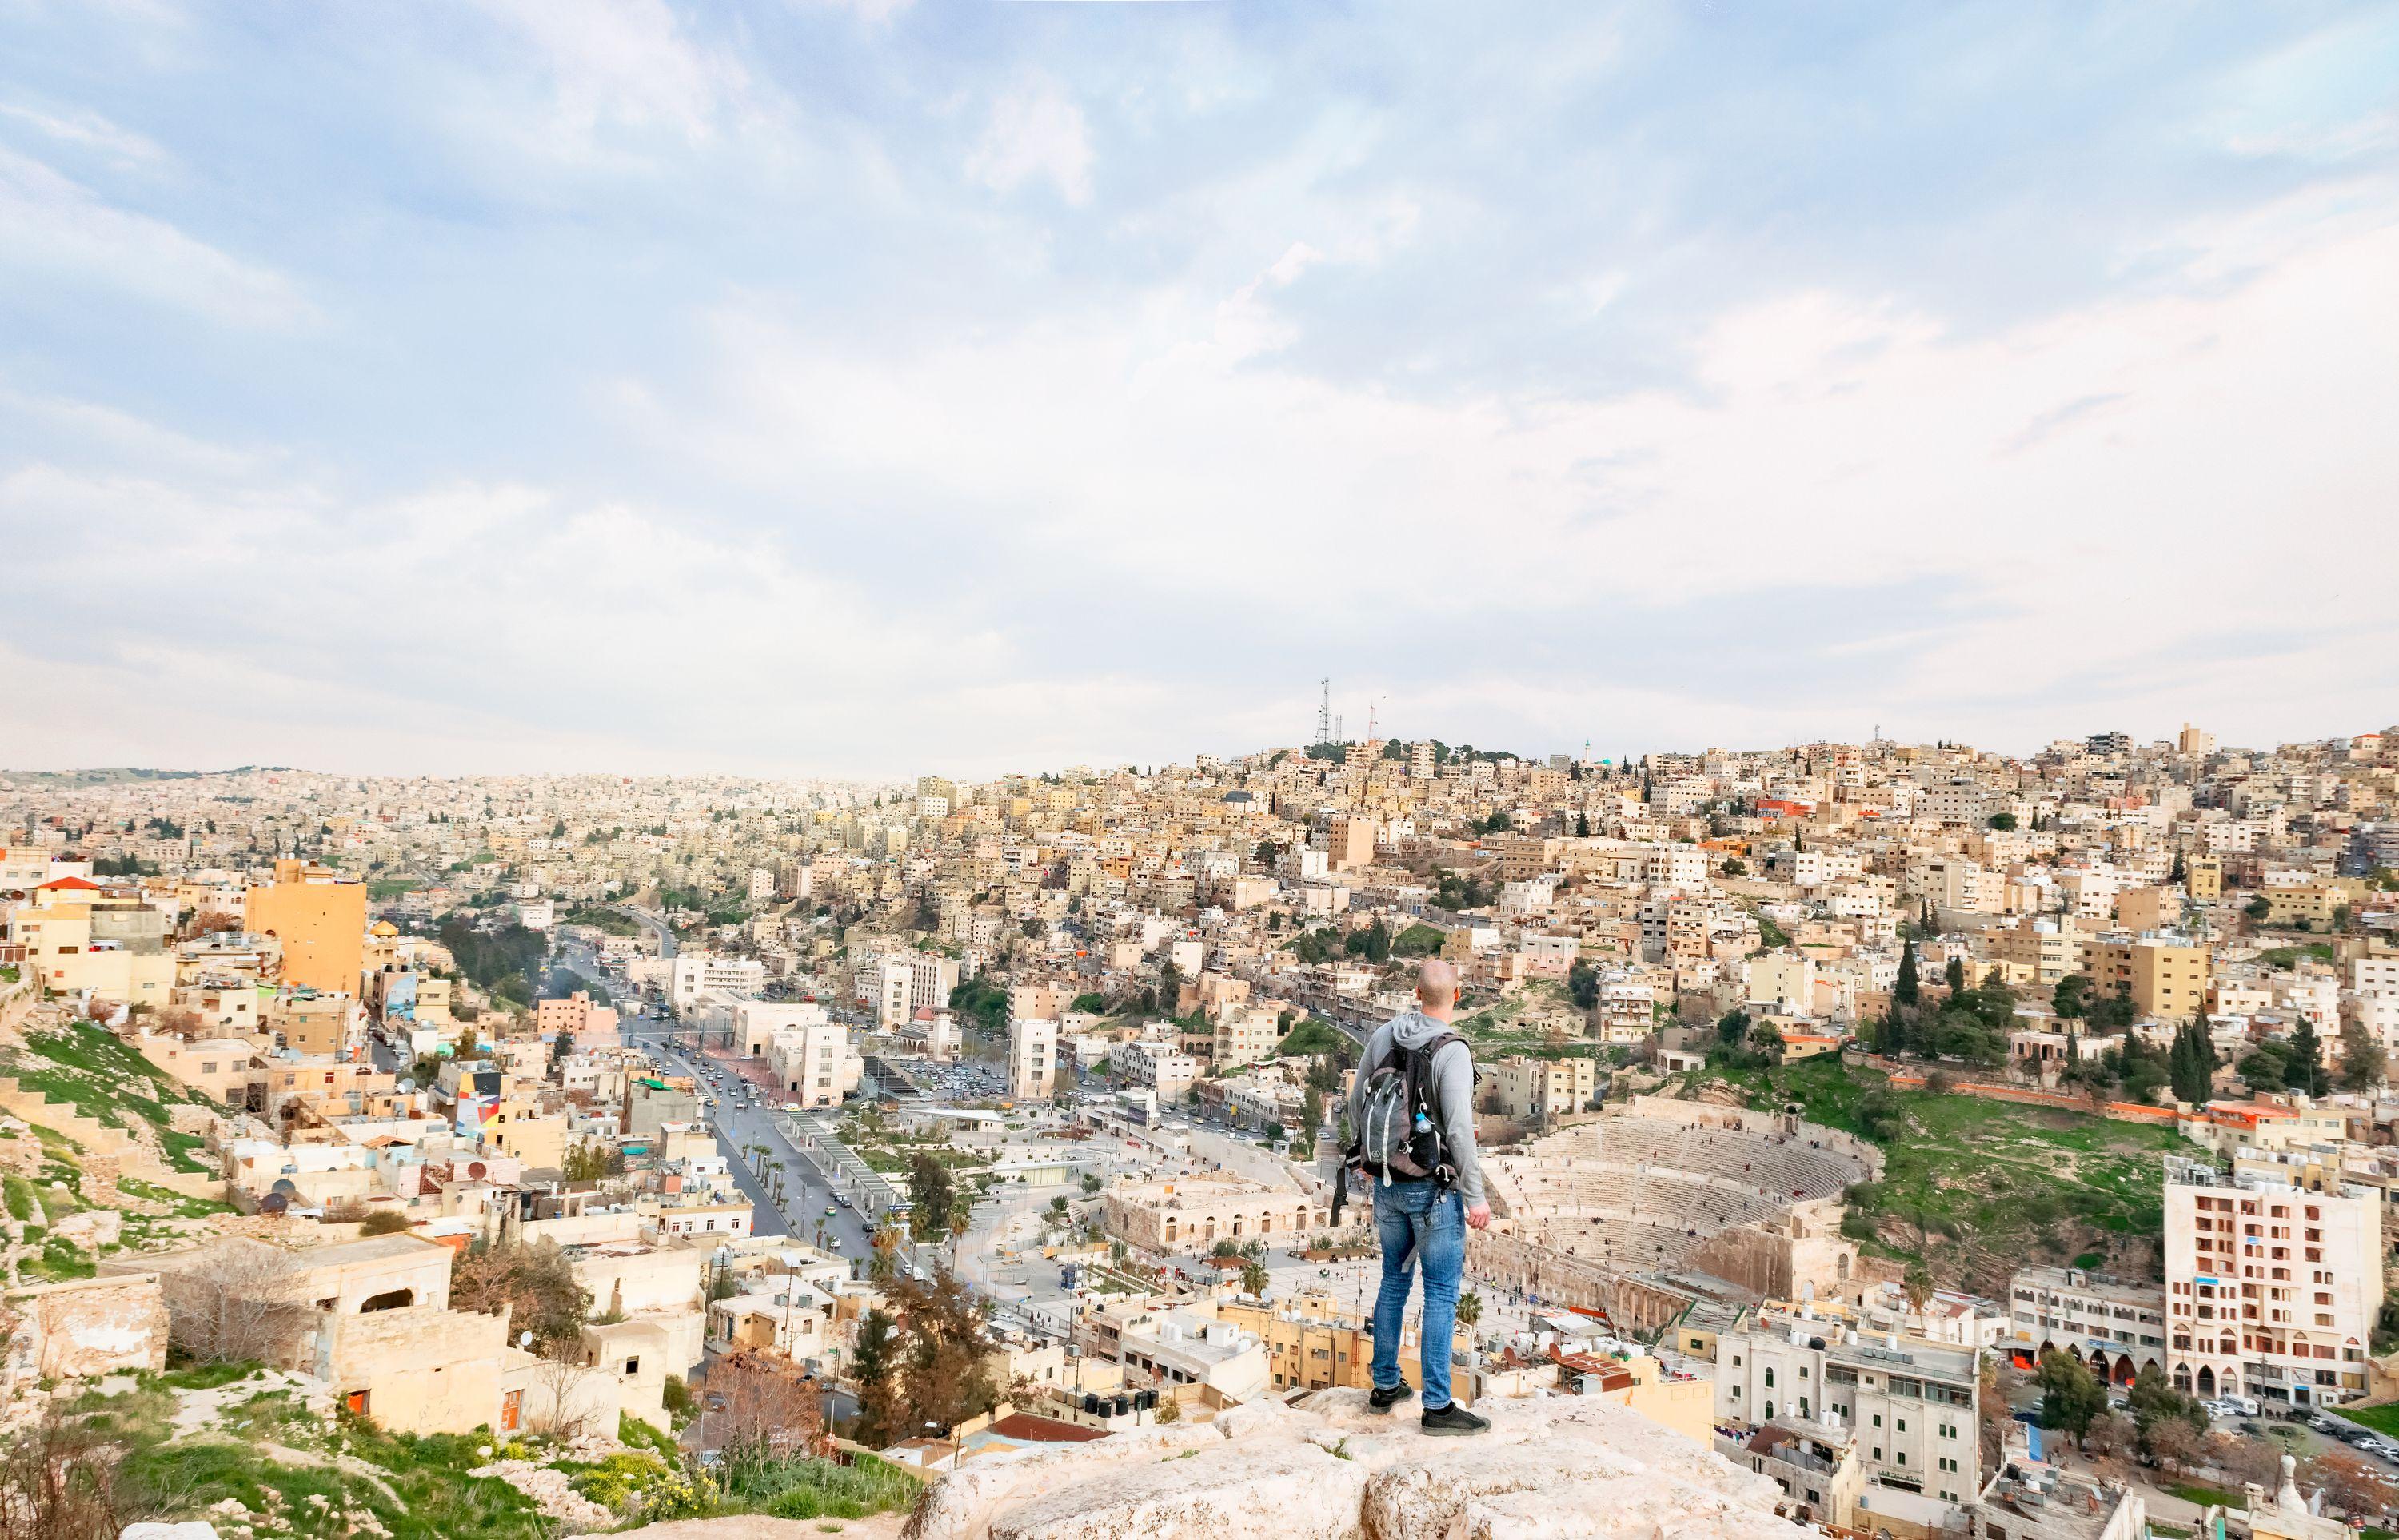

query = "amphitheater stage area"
[1469,1095,1883,1334]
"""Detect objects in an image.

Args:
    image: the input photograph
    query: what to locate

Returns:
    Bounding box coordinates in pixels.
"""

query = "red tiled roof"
[38,876,101,891]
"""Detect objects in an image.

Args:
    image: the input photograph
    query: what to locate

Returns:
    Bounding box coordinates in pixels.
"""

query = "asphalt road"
[613,904,678,958]
[629,1027,880,1264]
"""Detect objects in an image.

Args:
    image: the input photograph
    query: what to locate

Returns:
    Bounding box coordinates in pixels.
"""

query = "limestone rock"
[904,1391,1802,1540]
[52,1207,123,1248]
[988,1441,1366,1540]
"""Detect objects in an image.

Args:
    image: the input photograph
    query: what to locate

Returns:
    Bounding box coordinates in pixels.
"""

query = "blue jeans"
[1370,1179,1463,1411]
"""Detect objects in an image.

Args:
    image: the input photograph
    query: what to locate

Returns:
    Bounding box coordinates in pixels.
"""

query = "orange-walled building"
[245,859,368,995]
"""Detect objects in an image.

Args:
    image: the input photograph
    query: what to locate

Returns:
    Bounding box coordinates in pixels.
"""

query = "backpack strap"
[1403,1032,1467,1186]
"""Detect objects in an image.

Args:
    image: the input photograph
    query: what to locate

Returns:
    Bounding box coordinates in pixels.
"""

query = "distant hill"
[0,766,285,786]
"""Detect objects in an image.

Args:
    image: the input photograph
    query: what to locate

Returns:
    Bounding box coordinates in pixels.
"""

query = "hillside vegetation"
[1695,1055,2181,1295]
[4,1017,223,1174]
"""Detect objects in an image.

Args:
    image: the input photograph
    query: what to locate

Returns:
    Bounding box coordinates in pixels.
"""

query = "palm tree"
[1457,1291,1484,1331]
[948,1208,970,1266]
[1239,1260,1269,1299]
[1903,1263,1934,1316]
[869,1222,904,1281]
[813,1217,829,1251]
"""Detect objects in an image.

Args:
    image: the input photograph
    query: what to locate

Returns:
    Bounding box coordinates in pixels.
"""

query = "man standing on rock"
[1344,958,1491,1435]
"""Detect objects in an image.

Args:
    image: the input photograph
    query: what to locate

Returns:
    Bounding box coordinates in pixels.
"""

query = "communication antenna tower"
[1366,699,1378,744]
[1315,679,1331,745]
[1335,713,1343,742]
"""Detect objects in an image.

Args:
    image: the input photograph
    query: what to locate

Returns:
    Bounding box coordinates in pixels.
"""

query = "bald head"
[1417,960,1459,1020]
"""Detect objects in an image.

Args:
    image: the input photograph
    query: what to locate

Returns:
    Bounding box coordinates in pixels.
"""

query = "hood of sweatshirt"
[1388,1007,1459,1051]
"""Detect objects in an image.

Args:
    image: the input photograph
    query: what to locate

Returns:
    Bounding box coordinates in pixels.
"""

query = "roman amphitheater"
[1471,1095,1884,1333]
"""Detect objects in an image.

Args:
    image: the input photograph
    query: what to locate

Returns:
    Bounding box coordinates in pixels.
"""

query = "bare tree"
[0,1402,126,1540]
[160,1241,311,1366]
[710,1347,825,1465]
[528,1344,600,1439]
[2308,1448,2399,1521]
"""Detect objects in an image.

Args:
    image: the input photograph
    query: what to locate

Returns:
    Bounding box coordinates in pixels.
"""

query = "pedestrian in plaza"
[1343,959,1491,1436]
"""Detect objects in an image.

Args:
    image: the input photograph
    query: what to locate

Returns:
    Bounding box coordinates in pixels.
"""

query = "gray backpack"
[1351,1031,1462,1187]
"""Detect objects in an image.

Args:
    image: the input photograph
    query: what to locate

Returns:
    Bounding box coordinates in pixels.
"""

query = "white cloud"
[0,101,169,169]
[468,0,756,162]
[0,147,314,329]
[622,189,2399,752]
[964,82,1095,205]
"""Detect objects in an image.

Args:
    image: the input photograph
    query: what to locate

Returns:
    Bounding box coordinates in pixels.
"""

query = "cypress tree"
[2289,1020,2328,1098]
[1894,943,1921,1008]
[1944,957,1967,995]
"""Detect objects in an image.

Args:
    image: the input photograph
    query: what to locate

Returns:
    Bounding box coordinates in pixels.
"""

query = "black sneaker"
[1419,1403,1490,1437]
[1367,1382,1413,1414]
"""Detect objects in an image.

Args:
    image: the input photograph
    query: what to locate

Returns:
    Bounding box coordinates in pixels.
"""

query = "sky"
[2,1,2396,780]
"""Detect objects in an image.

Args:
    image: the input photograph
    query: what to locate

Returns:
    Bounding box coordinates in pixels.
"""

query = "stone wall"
[316,1302,506,1436]
[1686,1198,1858,1302]
[2,1271,170,1384]
[1462,1229,1696,1335]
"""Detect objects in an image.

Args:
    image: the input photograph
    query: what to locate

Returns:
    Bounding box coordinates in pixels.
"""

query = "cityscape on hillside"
[6,722,2399,1538]
[6,0,2395,1536]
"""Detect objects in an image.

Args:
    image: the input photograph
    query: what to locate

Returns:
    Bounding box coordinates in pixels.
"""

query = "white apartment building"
[1918,778,1989,827]
[1598,973,1655,1044]
[908,951,961,1014]
[1112,1039,1199,1105]
[770,1020,860,1108]
[1714,1307,1981,1505]
[708,997,828,1058]
[876,959,913,1029]
[2163,1155,2381,1407]
[1641,844,1709,888]
[1008,1015,1058,1101]
[2006,1266,2167,1384]
[670,952,766,1009]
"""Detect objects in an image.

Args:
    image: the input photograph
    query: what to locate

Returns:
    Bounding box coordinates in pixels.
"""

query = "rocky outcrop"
[902,1391,1804,1540]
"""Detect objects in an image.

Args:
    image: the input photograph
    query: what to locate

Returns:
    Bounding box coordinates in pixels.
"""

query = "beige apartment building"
[1212,1003,1282,1071]
[2085,936,2209,1021]
[1324,815,1377,872]
[2163,1155,2380,1407]
[266,988,360,1057]
[1987,915,2092,989]
[2115,886,2185,934]
[1487,1055,1595,1121]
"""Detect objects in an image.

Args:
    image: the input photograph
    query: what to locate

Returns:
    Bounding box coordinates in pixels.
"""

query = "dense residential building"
[2163,1155,2382,1406]
[1714,1304,1982,1506]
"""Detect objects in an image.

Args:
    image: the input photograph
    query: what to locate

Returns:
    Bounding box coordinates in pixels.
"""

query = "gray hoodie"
[1346,1007,1483,1207]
